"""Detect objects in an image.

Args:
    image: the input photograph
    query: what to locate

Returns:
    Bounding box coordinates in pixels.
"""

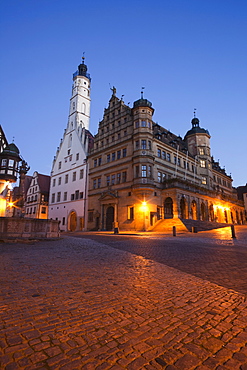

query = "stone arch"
[180,197,187,219]
[164,197,173,219]
[106,206,114,230]
[191,200,197,220]
[200,202,207,221]
[209,204,214,222]
[68,211,77,231]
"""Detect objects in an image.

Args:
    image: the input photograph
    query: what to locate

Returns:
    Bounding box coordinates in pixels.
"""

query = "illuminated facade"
[25,171,50,219]
[48,58,93,231]
[87,89,245,231]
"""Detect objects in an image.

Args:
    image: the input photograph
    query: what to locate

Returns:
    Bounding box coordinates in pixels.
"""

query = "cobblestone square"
[1,226,247,369]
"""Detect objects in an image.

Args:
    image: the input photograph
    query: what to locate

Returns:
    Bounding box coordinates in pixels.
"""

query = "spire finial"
[82,52,85,64]
[194,108,197,118]
[141,87,145,99]
[12,136,15,143]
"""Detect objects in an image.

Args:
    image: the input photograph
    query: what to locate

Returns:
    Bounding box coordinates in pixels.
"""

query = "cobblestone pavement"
[0,227,247,370]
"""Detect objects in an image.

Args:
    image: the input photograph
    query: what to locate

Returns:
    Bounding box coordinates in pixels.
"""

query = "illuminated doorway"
[180,197,187,219]
[201,202,206,221]
[191,200,197,220]
[69,211,77,231]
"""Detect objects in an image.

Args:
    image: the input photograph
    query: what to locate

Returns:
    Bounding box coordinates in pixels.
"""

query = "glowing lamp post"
[141,201,148,231]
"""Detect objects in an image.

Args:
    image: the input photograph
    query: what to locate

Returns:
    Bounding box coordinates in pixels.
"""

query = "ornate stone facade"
[87,90,245,231]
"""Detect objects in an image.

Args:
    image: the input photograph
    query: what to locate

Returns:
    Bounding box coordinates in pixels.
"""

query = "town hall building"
[87,89,245,231]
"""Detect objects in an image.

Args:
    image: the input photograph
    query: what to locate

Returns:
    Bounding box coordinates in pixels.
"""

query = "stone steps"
[150,218,232,233]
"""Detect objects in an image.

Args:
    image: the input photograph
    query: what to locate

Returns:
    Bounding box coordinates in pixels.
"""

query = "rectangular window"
[98,178,101,188]
[94,159,97,167]
[41,207,46,214]
[117,173,121,184]
[162,151,166,160]
[106,175,110,186]
[199,148,204,155]
[141,120,146,127]
[71,194,75,201]
[135,141,139,149]
[53,179,56,187]
[122,171,127,182]
[72,171,76,181]
[178,158,181,166]
[80,169,84,179]
[58,177,61,185]
[112,152,115,161]
[62,217,65,225]
[80,192,83,199]
[202,177,207,185]
[148,166,152,178]
[64,192,67,201]
[187,162,190,170]
[65,174,68,183]
[88,211,93,223]
[157,149,161,158]
[123,148,127,157]
[162,173,166,181]
[158,171,162,183]
[117,150,121,159]
[57,192,61,202]
[135,166,139,178]
[128,206,134,220]
[111,174,115,185]
[174,156,177,164]
[51,193,55,203]
[75,190,79,200]
[148,141,151,150]
[141,140,146,149]
[167,153,171,162]
[76,153,79,161]
[98,157,102,166]
[58,161,61,169]
[107,154,110,163]
[135,121,139,128]
[142,165,147,177]
[200,160,206,168]
[93,179,97,189]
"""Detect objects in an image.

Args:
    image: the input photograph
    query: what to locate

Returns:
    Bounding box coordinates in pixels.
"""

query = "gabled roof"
[37,173,50,193]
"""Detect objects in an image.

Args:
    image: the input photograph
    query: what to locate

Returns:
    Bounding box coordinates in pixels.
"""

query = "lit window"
[202,177,207,185]
[199,148,204,155]
[200,160,206,168]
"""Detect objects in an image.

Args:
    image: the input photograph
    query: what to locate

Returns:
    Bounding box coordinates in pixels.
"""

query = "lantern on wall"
[0,143,21,185]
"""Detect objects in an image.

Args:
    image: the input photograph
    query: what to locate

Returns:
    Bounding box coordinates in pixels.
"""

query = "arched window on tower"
[82,103,86,114]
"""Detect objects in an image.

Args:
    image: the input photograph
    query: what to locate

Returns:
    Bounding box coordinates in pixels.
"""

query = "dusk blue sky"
[1,0,246,186]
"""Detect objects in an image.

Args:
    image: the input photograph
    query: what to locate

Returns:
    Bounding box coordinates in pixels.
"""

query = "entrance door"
[164,197,173,219]
[180,197,186,219]
[69,211,77,231]
[106,206,114,230]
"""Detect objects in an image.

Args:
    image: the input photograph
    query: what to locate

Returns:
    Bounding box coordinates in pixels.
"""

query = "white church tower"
[48,58,93,231]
